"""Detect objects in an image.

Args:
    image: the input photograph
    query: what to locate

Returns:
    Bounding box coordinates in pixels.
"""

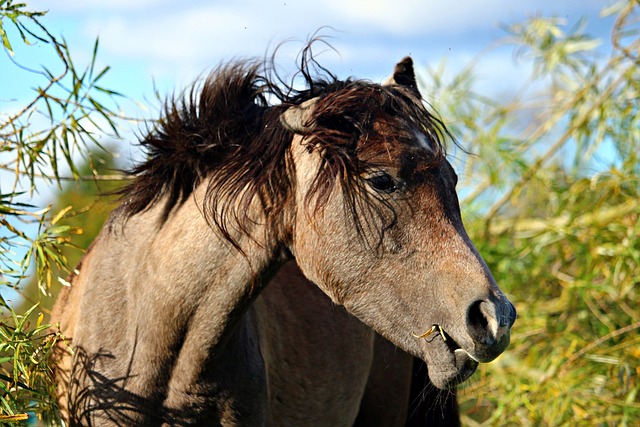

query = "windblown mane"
[118,45,450,249]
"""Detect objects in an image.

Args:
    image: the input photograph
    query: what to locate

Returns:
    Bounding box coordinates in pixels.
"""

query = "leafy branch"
[1,3,127,423]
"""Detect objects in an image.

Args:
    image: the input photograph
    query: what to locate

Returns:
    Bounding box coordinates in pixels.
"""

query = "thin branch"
[558,320,640,375]
[0,22,70,133]
[482,63,632,227]
[0,165,129,181]
[461,19,632,210]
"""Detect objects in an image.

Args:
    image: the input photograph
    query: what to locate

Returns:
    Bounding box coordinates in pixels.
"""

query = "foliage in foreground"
[0,0,639,425]
[1,0,124,424]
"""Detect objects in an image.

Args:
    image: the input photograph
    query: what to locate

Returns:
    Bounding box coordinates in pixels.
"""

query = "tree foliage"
[428,1,639,425]
[1,0,639,425]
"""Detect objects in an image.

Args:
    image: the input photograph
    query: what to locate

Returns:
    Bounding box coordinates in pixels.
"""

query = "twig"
[483,63,633,228]
[558,320,640,375]
[0,165,130,181]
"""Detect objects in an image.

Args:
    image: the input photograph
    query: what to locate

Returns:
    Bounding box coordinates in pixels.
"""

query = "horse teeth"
[455,348,479,363]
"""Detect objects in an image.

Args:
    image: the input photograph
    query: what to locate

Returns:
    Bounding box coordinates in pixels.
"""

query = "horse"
[51,50,516,426]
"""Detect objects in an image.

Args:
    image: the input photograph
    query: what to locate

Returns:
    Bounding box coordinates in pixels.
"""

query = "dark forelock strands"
[298,82,449,251]
[117,44,452,251]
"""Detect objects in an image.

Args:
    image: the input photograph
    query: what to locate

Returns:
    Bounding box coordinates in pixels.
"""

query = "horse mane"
[118,43,449,250]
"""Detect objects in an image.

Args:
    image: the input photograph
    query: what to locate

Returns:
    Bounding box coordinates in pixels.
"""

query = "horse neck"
[61,184,287,423]
[116,181,289,349]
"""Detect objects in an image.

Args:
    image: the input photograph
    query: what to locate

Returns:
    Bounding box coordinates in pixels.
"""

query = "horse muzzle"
[463,296,516,363]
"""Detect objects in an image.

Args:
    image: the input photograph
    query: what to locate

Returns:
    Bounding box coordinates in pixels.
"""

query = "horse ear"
[384,56,422,97]
[280,98,319,134]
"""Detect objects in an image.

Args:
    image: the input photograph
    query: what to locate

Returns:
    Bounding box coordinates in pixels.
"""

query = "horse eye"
[367,172,397,193]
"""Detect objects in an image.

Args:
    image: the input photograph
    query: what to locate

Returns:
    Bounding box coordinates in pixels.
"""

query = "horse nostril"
[466,300,498,347]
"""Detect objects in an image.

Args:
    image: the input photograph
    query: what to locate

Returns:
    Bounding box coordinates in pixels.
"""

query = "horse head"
[281,57,516,388]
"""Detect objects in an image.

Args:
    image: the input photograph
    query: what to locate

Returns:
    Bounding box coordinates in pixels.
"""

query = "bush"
[429,1,640,424]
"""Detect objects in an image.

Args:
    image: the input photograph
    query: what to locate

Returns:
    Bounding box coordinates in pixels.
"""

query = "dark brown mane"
[119,46,450,249]
[117,60,293,246]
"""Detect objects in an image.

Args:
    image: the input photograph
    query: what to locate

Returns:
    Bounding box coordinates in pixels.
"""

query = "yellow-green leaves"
[439,2,640,425]
[1,3,124,424]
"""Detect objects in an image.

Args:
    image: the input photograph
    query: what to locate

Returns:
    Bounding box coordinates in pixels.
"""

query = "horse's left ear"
[384,56,421,97]
[280,97,319,135]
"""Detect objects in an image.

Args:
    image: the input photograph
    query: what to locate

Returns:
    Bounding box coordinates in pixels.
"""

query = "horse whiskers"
[411,324,447,342]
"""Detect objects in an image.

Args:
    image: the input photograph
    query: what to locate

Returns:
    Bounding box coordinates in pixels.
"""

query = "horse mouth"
[455,348,478,363]
[452,348,479,384]
[414,325,479,388]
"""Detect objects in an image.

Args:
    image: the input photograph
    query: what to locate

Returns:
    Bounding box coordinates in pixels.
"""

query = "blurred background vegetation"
[1,0,639,425]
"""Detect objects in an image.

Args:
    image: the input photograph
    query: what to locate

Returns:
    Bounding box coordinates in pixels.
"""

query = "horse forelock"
[297,83,450,250]
[307,83,448,162]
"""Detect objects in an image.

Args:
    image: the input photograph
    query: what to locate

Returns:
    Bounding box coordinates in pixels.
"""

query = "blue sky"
[4,0,613,119]
[1,0,618,203]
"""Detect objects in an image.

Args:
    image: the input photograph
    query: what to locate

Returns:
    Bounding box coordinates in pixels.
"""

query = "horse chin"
[451,349,480,384]
[420,334,480,389]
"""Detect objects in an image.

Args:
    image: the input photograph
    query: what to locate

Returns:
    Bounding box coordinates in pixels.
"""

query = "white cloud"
[71,0,604,64]
[88,7,255,61]
[323,0,506,36]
